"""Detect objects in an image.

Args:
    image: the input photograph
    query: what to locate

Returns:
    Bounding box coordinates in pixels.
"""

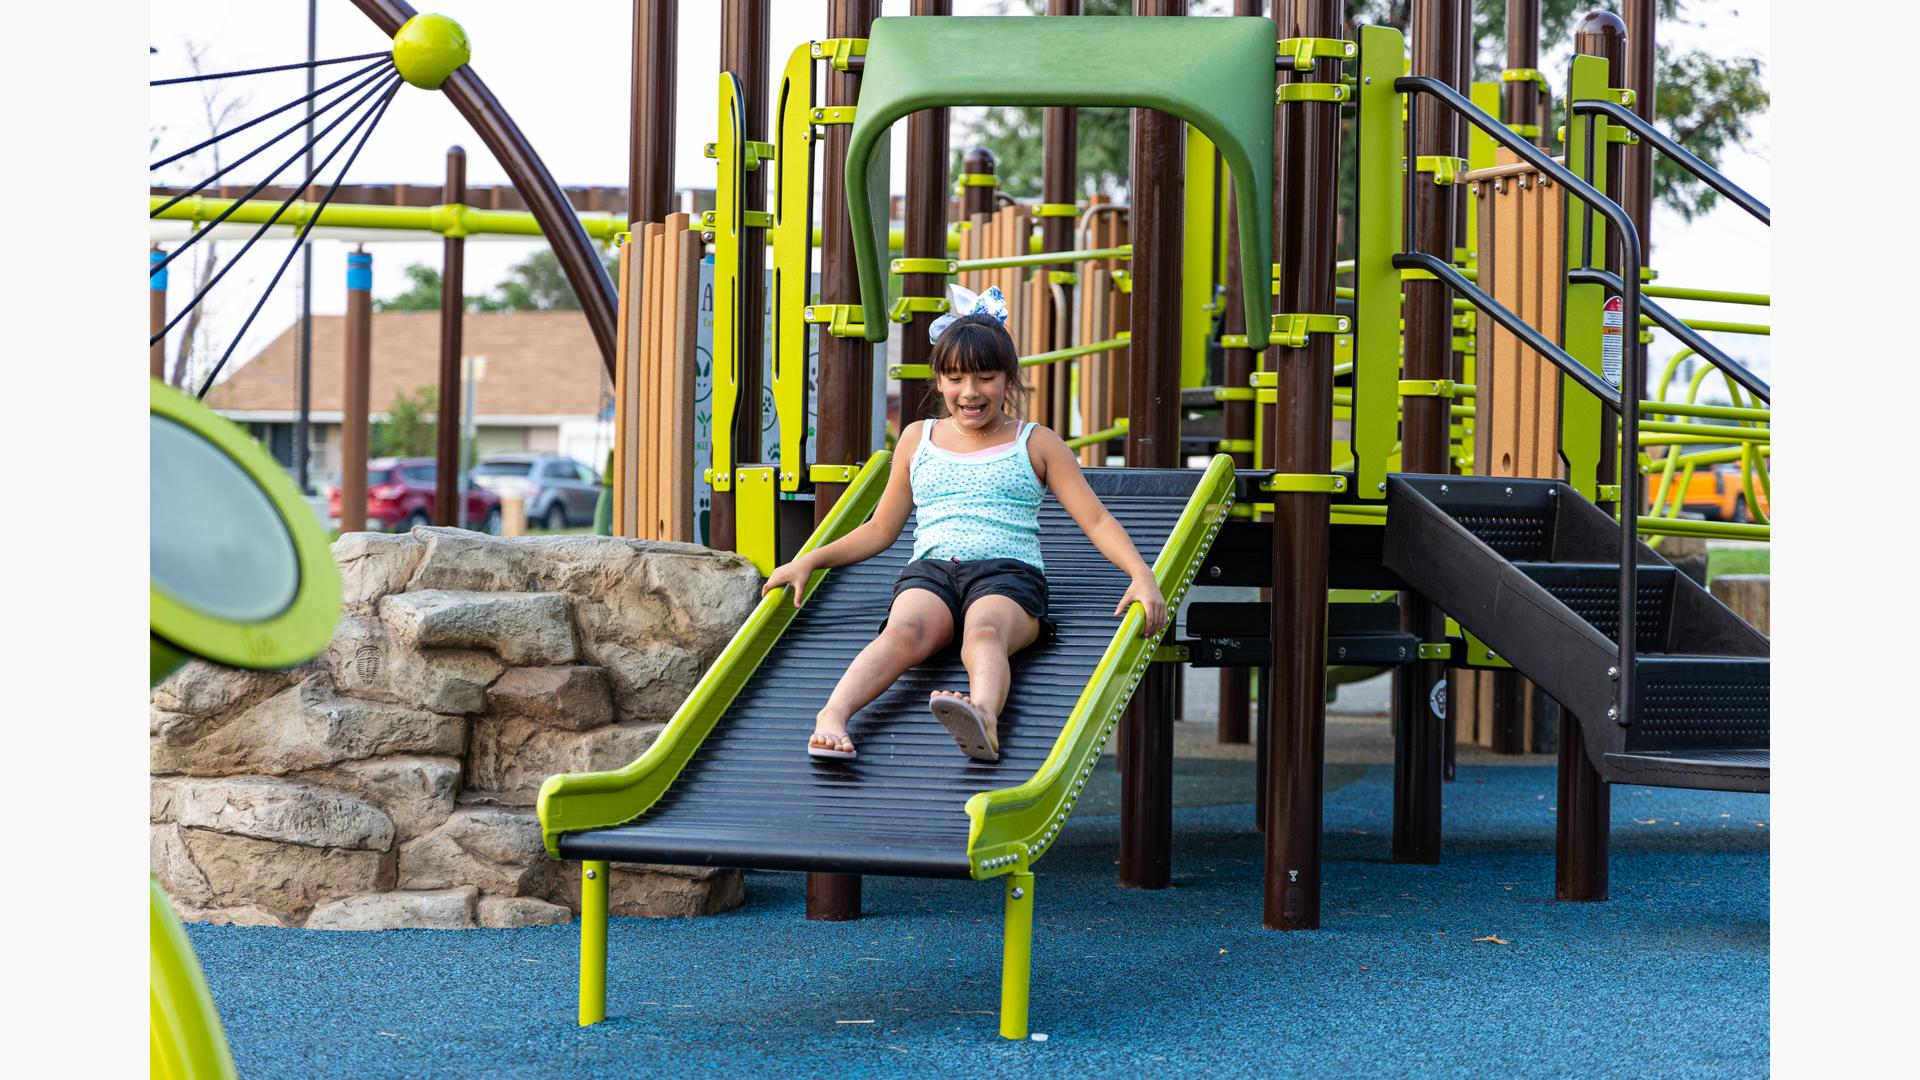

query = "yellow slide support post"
[1000,871,1036,1040]
[579,860,609,1026]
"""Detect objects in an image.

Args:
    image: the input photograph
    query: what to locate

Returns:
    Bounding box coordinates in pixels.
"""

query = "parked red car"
[328,458,501,533]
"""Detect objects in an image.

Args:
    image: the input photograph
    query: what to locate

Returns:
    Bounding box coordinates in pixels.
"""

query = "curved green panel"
[151,877,237,1080]
[845,16,1276,347]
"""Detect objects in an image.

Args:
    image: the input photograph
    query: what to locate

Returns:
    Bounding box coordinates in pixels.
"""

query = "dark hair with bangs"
[924,313,1029,419]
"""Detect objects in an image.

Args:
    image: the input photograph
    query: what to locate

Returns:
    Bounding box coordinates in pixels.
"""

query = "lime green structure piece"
[151,878,237,1080]
[963,455,1234,877]
[1000,871,1036,1040]
[150,196,628,243]
[734,467,779,575]
[844,16,1278,348]
[578,861,608,1026]
[1182,124,1220,389]
[707,72,747,494]
[1350,23,1404,501]
[1559,53,1612,500]
[392,13,470,90]
[150,380,342,683]
[538,453,896,853]
[771,43,819,492]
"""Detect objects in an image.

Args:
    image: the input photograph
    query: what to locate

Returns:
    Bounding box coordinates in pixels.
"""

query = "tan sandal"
[930,694,999,763]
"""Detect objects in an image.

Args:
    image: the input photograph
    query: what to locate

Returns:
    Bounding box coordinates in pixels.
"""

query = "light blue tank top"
[909,419,1045,572]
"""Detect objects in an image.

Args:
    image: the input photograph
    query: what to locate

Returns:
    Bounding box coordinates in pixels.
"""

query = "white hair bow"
[927,283,1009,343]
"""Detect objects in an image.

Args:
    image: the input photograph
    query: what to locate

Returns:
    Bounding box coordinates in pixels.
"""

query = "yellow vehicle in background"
[1674,463,1769,522]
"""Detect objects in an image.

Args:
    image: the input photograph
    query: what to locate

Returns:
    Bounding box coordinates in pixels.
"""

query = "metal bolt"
[1209,565,1222,579]
[1012,887,1025,899]
[584,869,597,880]
[1364,76,1373,85]
[1440,484,1450,495]
[1345,43,1356,56]
[1288,870,1299,883]
[1504,486,1514,496]
[1378,482,1387,492]
[1338,647,1348,659]
[1606,705,1618,719]
[1608,666,1619,680]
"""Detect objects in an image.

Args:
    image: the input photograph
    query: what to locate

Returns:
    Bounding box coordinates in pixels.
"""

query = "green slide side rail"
[964,455,1237,879]
[538,452,893,857]
[845,16,1277,348]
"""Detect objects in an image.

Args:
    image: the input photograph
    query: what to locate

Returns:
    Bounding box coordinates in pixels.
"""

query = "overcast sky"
[147,0,1770,395]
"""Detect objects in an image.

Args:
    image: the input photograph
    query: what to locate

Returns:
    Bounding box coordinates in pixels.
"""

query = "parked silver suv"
[470,454,601,531]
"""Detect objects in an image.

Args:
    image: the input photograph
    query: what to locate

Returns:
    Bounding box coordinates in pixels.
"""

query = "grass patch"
[1707,545,1769,582]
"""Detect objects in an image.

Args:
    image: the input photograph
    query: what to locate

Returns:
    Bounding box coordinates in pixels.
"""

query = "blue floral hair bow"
[928,283,1009,343]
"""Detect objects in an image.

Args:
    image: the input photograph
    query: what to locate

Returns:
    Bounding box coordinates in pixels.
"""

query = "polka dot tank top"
[909,418,1046,572]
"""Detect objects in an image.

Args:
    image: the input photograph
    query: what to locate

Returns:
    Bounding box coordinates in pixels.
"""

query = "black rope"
[151,57,390,172]
[151,61,392,218]
[150,50,389,87]
[197,82,401,400]
[151,70,398,283]
[153,72,401,345]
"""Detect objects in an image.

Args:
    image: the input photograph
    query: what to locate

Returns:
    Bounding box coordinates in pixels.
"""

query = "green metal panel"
[1351,23,1405,501]
[1560,54,1610,500]
[1182,124,1218,389]
[964,456,1235,877]
[845,16,1277,347]
[538,453,894,856]
[707,72,746,493]
[734,466,779,575]
[771,44,817,492]
[151,878,238,1080]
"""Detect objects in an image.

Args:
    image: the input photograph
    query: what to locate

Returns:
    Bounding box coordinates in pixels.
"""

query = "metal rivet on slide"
[584,869,597,880]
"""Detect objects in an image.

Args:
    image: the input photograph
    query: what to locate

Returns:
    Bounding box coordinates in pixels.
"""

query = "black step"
[1511,562,1676,652]
[1628,655,1769,753]
[1601,749,1769,793]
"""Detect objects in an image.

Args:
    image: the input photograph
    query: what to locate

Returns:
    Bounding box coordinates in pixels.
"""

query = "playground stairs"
[1382,475,1769,794]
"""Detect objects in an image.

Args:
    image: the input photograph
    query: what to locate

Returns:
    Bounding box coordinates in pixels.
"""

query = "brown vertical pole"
[1041,0,1082,437]
[436,145,466,527]
[962,148,997,221]
[807,0,882,923]
[1118,0,1186,893]
[341,247,373,534]
[1557,10,1627,904]
[1390,0,1464,867]
[1621,0,1656,397]
[1504,0,1545,147]
[713,0,770,551]
[1264,0,1342,930]
[150,246,169,381]
[1214,0,1263,748]
[899,0,954,427]
[631,0,679,225]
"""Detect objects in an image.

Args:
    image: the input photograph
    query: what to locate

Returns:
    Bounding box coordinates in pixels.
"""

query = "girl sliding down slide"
[761,285,1168,762]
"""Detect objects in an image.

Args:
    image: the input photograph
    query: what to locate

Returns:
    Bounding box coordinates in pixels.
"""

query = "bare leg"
[932,595,1041,752]
[810,589,954,753]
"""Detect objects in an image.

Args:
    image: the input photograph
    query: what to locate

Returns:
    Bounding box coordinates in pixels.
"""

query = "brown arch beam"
[351,0,619,376]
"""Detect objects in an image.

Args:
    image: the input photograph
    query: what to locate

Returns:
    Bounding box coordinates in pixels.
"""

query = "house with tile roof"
[204,310,613,487]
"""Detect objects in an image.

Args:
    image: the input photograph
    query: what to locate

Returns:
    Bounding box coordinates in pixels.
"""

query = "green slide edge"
[964,455,1237,879]
[538,451,894,857]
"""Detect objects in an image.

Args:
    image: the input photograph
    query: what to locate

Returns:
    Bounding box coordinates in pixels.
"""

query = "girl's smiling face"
[939,368,1009,432]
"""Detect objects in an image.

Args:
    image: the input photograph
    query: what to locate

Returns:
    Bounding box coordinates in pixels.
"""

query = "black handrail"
[1396,74,1646,731]
[1570,99,1770,225]
[1567,268,1771,403]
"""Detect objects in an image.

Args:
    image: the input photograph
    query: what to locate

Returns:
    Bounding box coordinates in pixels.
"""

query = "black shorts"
[887,557,1051,637]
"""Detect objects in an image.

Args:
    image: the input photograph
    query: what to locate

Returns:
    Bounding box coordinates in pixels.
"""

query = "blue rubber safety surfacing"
[188,764,1768,1077]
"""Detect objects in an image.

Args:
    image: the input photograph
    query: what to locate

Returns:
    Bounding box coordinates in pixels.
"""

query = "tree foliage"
[372,385,437,458]
[951,1,1765,223]
[374,248,619,313]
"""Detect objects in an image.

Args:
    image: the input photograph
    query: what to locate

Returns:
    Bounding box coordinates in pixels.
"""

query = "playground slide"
[540,453,1235,878]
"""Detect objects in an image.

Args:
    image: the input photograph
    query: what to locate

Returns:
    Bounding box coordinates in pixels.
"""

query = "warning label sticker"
[1602,295,1624,388]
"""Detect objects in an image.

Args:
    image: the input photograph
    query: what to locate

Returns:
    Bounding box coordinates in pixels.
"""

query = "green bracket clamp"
[1260,473,1348,494]
[1278,81,1350,104]
[1464,632,1510,669]
[1500,67,1551,97]
[1213,387,1256,402]
[808,464,859,484]
[1398,378,1457,398]
[1507,123,1542,139]
[890,256,958,275]
[1216,438,1256,453]
[1152,644,1190,664]
[887,295,950,323]
[1047,270,1080,287]
[1417,642,1452,661]
[1249,371,1276,388]
[1223,313,1348,351]
[803,303,868,338]
[811,37,869,71]
[702,140,773,171]
[1276,36,1357,71]
[1416,155,1468,186]
[1034,202,1080,218]
[702,209,771,230]
[1598,484,1621,503]
[889,363,932,379]
[1609,87,1637,108]
[1111,269,1133,294]
[956,173,999,188]
[1453,311,1476,330]
[811,105,857,125]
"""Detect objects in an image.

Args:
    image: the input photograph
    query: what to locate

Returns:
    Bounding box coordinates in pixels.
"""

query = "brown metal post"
[1504,0,1545,147]
[899,0,954,427]
[341,247,373,534]
[150,246,168,381]
[1212,0,1263,749]
[1622,0,1656,396]
[807,0,882,923]
[962,148,997,221]
[1389,0,1464,867]
[436,146,466,527]
[1040,0,1082,436]
[1557,9,1627,904]
[1118,0,1186,893]
[631,0,678,224]
[711,0,770,552]
[1264,0,1342,930]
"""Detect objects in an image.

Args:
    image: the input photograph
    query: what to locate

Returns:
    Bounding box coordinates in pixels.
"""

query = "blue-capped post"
[341,246,374,533]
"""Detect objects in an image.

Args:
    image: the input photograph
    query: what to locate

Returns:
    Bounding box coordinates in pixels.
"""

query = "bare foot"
[930,691,999,760]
